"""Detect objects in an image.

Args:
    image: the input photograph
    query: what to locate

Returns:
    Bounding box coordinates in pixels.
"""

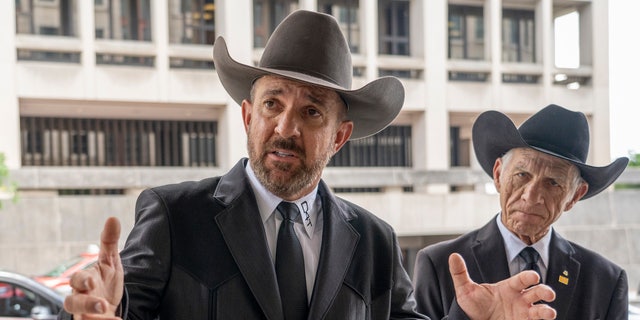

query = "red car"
[33,245,98,296]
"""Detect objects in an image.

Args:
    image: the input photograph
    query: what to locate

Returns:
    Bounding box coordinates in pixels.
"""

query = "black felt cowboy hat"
[473,104,629,200]
[212,10,404,140]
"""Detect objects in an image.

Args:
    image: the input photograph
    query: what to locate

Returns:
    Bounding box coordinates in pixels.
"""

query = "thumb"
[449,253,473,293]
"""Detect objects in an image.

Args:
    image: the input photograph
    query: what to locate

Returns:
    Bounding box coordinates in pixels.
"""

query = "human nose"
[521,181,544,204]
[274,108,300,138]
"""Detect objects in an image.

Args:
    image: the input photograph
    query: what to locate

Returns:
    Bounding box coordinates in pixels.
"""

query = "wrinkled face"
[242,76,353,200]
[494,148,588,244]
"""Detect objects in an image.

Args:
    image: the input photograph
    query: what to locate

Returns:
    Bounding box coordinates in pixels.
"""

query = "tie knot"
[519,247,540,264]
[277,201,300,222]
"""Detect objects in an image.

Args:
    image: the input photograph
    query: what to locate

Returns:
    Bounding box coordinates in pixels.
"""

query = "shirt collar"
[245,161,319,236]
[496,214,552,269]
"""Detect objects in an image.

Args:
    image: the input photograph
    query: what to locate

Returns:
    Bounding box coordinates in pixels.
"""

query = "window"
[15,0,78,36]
[96,54,155,67]
[448,71,488,82]
[95,0,152,41]
[169,58,214,69]
[450,126,470,167]
[502,9,535,63]
[318,0,360,53]
[448,5,484,60]
[0,281,60,317]
[21,117,218,167]
[378,0,410,56]
[17,49,81,63]
[329,125,412,167]
[253,0,298,48]
[168,0,216,45]
[502,73,539,84]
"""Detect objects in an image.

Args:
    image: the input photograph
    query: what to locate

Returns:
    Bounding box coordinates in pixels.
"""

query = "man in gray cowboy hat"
[413,104,629,320]
[59,10,557,320]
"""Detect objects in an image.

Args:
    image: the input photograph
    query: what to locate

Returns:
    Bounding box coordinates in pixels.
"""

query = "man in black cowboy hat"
[59,10,557,320]
[413,104,629,319]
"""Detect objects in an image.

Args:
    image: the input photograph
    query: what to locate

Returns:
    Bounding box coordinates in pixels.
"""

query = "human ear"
[564,182,589,211]
[492,158,503,191]
[241,100,252,133]
[333,121,353,152]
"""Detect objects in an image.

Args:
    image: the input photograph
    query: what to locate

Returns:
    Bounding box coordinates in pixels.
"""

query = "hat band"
[525,138,585,163]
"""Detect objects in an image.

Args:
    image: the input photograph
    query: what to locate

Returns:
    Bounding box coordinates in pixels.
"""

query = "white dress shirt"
[245,163,323,301]
[496,214,551,282]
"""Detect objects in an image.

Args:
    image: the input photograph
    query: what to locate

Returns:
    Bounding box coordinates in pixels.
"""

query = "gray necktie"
[519,246,542,282]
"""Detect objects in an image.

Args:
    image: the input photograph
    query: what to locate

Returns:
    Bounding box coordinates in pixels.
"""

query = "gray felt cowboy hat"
[212,10,404,140]
[473,104,629,200]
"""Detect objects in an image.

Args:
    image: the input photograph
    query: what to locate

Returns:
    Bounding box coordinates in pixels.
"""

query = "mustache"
[269,138,304,154]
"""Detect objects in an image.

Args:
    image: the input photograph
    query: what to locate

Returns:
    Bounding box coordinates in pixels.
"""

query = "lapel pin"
[558,270,569,285]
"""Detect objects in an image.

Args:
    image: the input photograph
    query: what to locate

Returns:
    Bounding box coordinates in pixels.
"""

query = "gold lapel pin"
[558,270,569,285]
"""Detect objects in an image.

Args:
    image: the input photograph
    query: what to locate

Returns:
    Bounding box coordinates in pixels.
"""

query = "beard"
[248,128,335,199]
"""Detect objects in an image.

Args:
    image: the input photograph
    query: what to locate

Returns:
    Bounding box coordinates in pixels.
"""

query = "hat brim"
[213,37,404,140]
[473,110,628,200]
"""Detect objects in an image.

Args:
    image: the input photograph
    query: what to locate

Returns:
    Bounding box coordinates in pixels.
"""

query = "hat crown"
[518,104,589,163]
[259,10,353,89]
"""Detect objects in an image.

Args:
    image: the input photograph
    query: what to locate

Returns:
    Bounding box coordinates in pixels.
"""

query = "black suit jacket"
[412,216,628,320]
[81,159,426,320]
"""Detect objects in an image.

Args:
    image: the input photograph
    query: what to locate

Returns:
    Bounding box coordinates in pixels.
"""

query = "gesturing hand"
[63,217,124,320]
[449,253,557,320]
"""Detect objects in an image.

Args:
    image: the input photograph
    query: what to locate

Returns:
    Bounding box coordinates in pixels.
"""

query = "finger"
[69,270,96,293]
[448,253,472,292]
[99,217,122,266]
[64,294,109,315]
[524,283,556,303]
[528,303,557,319]
[508,270,541,292]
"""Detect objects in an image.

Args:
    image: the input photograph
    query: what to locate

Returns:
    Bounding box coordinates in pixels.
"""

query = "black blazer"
[91,159,426,319]
[412,216,628,320]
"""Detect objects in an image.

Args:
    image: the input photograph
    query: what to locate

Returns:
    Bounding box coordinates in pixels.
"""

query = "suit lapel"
[471,218,511,283]
[307,182,359,320]
[214,160,282,320]
[546,232,579,320]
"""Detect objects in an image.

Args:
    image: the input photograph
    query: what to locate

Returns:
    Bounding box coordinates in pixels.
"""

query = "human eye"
[547,178,565,189]
[514,172,528,178]
[262,99,276,109]
[306,107,322,117]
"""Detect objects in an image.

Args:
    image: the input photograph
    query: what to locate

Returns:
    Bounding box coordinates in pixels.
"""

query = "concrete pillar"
[589,0,612,167]
[79,0,96,98]
[424,0,448,193]
[0,1,21,168]
[153,0,170,101]
[215,0,253,169]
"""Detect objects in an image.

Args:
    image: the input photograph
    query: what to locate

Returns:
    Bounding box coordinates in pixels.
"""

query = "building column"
[423,0,449,193]
[153,0,170,101]
[539,0,553,99]
[0,1,21,168]
[362,0,378,82]
[299,0,317,11]
[79,0,96,98]
[215,0,254,169]
[589,0,612,167]
[488,0,502,106]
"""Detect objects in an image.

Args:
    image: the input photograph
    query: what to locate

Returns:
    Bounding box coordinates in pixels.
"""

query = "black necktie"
[519,247,542,282]
[275,201,308,320]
